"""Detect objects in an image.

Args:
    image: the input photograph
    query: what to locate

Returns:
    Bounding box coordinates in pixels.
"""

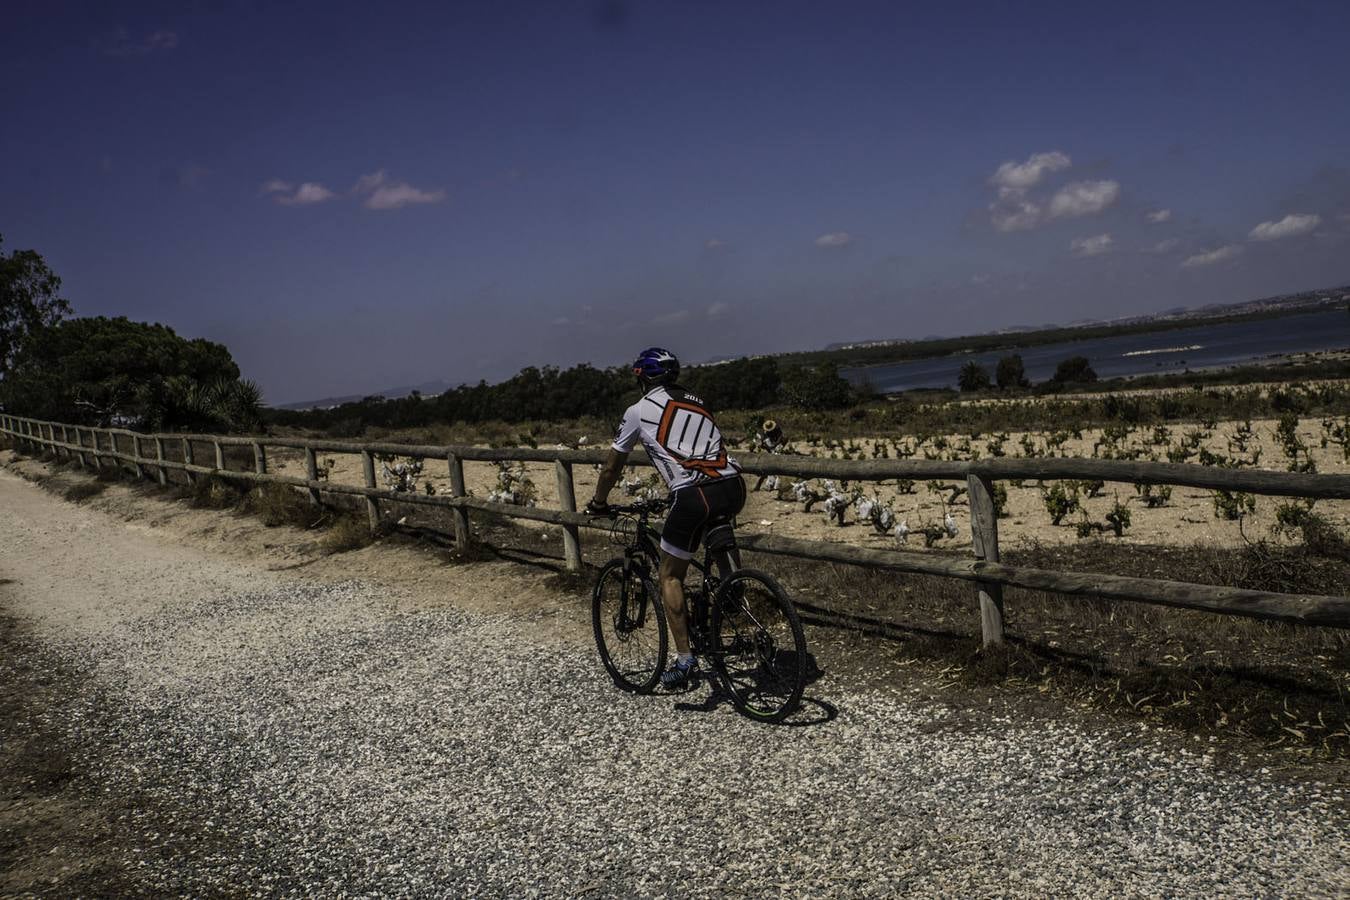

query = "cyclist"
[586,347,746,688]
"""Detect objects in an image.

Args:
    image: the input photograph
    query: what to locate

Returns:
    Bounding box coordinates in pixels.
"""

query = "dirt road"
[2,464,1347,897]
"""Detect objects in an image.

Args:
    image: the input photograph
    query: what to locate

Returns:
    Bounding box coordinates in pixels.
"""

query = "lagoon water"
[842,308,1350,393]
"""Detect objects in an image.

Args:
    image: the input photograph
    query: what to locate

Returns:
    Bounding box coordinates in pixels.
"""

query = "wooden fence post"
[132,436,148,481]
[155,437,168,485]
[253,441,268,476]
[554,460,582,571]
[361,450,380,531]
[181,438,195,485]
[447,451,470,549]
[213,440,225,472]
[967,473,1005,647]
[304,447,321,506]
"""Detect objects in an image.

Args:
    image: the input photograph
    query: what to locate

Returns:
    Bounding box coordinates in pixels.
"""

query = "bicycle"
[589,497,808,723]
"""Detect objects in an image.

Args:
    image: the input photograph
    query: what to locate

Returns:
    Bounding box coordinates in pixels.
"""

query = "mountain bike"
[590,498,808,723]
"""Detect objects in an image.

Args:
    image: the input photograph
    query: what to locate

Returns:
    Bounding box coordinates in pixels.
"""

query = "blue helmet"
[632,347,680,385]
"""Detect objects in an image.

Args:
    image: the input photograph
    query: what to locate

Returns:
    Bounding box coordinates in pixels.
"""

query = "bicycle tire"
[592,558,668,694]
[709,568,807,723]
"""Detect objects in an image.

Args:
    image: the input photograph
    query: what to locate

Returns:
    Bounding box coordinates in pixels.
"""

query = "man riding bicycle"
[586,347,746,689]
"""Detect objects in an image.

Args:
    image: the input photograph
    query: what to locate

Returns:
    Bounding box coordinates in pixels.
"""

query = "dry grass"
[320,512,376,554]
[186,475,247,509]
[246,483,320,528]
[761,541,1350,761]
[61,481,107,503]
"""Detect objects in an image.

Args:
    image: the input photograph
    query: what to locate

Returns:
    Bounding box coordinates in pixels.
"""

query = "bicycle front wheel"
[709,569,807,722]
[592,558,668,694]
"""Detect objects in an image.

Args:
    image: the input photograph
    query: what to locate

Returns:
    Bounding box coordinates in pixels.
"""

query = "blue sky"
[4,0,1349,404]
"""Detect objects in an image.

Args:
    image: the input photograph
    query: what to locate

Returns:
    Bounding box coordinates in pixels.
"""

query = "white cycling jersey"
[612,385,741,491]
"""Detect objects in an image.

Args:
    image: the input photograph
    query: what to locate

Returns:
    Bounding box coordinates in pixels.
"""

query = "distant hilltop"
[276,378,457,411]
[823,284,1349,352]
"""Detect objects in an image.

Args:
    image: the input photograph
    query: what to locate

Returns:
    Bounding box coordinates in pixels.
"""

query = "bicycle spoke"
[710,570,806,721]
[593,559,666,693]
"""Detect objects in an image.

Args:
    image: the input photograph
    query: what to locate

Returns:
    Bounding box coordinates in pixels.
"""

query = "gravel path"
[2,469,1348,897]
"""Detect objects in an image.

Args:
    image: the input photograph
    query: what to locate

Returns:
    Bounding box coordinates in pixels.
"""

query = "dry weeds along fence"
[4,414,1349,644]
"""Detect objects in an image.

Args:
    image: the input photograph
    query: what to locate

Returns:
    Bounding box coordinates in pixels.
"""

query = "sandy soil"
[266,416,1349,554]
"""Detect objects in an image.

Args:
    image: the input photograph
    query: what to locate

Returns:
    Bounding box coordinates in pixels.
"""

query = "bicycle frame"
[614,501,739,656]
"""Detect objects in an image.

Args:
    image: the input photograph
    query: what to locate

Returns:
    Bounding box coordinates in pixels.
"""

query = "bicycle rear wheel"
[592,558,668,693]
[709,569,807,722]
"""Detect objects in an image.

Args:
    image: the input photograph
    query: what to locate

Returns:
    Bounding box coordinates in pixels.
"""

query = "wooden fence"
[3,413,1349,642]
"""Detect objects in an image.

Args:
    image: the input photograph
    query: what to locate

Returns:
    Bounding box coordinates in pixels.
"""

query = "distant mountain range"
[822,284,1349,352]
[275,379,459,411]
[276,284,1350,410]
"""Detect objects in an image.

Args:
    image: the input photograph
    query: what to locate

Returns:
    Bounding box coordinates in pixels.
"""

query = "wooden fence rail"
[3,413,1349,641]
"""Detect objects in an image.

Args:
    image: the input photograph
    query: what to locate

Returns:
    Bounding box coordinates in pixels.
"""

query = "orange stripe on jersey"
[655,399,728,475]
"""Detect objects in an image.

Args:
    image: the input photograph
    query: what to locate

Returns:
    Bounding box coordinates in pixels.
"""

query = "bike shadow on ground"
[670,651,837,727]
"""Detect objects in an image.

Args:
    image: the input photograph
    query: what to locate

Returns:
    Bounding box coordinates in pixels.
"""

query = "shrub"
[190,474,246,509]
[321,512,374,554]
[1104,497,1131,537]
[992,482,1009,519]
[995,354,1029,390]
[1274,501,1349,559]
[958,361,991,393]
[1042,482,1080,525]
[1051,356,1097,384]
[247,484,315,528]
[1212,490,1255,520]
[1134,483,1172,508]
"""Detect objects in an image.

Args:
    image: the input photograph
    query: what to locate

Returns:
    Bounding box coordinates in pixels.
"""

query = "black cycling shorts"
[660,475,747,561]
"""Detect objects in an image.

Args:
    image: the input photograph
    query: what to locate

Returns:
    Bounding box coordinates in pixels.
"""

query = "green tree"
[683,357,781,410]
[1052,355,1097,383]
[1,235,71,379]
[781,362,853,410]
[0,316,257,430]
[957,361,991,392]
[995,353,1029,389]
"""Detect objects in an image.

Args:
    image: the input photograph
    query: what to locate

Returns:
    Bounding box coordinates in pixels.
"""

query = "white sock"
[677,652,694,665]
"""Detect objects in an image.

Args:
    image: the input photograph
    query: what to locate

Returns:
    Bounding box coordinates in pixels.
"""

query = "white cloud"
[707,302,730,319]
[989,195,1043,232]
[277,182,335,206]
[1248,213,1321,241]
[352,169,446,210]
[352,170,388,194]
[1146,208,1172,223]
[1070,233,1113,257]
[815,231,853,248]
[653,310,692,326]
[1145,238,1181,254]
[984,153,1122,232]
[989,151,1071,191]
[704,238,727,250]
[365,183,446,210]
[969,274,990,285]
[1181,245,1242,268]
[260,178,293,195]
[1047,180,1121,219]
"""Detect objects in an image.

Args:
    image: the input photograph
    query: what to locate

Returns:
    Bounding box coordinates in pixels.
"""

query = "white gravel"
[32,580,1349,898]
[2,465,1346,897]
